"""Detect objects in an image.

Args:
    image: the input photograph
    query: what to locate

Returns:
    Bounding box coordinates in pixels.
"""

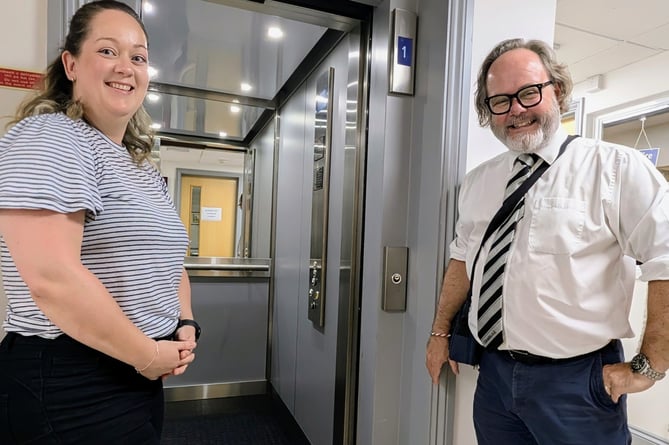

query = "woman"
[0,1,198,443]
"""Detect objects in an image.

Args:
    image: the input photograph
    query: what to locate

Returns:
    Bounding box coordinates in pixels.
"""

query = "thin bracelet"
[135,341,159,373]
[430,331,449,338]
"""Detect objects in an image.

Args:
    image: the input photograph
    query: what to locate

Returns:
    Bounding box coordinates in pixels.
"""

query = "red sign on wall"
[0,67,43,90]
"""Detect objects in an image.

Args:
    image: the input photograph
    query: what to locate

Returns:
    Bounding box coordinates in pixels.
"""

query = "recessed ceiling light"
[241,83,252,92]
[151,123,162,129]
[143,2,154,14]
[146,93,160,102]
[219,131,228,138]
[267,27,284,39]
[233,99,240,103]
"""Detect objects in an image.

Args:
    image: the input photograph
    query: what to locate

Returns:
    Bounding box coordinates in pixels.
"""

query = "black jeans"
[0,332,164,445]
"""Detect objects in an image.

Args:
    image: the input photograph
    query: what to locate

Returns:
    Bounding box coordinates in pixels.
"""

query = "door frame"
[175,168,243,257]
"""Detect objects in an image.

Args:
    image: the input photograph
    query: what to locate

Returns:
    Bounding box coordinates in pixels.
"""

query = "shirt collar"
[533,126,568,165]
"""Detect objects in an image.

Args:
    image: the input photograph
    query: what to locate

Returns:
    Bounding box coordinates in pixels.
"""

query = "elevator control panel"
[308,260,325,326]
[306,67,334,331]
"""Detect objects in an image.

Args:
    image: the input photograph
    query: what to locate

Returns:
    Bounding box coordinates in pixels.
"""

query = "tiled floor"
[162,395,311,445]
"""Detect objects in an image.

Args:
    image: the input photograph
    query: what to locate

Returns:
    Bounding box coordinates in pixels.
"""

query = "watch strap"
[177,319,201,340]
[641,365,666,381]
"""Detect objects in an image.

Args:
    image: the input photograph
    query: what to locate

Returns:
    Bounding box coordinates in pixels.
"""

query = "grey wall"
[270,35,353,445]
[251,120,276,258]
[164,278,269,387]
[356,0,410,443]
[356,0,471,444]
[401,0,473,442]
[271,81,308,415]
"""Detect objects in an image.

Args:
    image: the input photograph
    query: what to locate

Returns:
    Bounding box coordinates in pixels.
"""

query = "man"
[425,38,669,445]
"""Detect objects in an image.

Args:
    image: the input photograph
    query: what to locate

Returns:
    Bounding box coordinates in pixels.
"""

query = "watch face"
[630,353,647,373]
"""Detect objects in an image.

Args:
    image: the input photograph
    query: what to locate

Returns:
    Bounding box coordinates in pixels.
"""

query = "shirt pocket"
[528,198,585,254]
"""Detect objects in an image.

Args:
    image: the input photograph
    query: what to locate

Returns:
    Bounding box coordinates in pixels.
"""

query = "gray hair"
[474,38,573,128]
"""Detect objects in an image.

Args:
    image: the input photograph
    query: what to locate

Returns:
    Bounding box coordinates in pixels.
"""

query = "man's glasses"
[484,80,554,115]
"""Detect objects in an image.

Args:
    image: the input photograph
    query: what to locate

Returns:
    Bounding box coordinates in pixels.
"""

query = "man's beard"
[491,99,560,153]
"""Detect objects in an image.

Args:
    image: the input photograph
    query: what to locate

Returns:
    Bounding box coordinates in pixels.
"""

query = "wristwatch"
[630,353,666,381]
[177,319,201,341]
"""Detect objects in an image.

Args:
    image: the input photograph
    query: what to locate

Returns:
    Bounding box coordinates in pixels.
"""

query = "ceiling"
[144,0,669,153]
[554,0,669,84]
[141,0,331,144]
[159,143,245,171]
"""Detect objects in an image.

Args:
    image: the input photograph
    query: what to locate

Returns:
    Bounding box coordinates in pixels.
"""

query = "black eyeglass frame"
[484,80,554,115]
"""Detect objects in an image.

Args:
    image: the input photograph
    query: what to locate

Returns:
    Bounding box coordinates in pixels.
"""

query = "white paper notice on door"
[201,207,222,221]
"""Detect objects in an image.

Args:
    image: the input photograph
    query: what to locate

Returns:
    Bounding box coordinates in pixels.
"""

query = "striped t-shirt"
[0,113,189,339]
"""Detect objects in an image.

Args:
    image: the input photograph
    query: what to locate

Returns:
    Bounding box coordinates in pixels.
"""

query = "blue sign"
[639,148,660,166]
[397,36,413,67]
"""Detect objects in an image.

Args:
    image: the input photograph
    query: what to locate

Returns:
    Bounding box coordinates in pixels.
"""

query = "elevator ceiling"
[141,0,370,146]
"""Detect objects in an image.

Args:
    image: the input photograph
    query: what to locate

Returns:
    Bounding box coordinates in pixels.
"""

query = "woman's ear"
[61,51,77,82]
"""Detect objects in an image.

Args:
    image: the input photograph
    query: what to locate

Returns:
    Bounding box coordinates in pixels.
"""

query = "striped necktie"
[477,153,540,349]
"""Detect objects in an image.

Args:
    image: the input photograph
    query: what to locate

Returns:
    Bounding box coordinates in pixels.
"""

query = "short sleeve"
[0,114,103,216]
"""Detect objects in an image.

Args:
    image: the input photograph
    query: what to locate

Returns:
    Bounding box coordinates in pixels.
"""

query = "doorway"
[594,97,669,441]
[178,172,240,257]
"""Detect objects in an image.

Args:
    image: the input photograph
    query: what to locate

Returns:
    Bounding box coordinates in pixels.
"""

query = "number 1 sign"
[389,9,418,96]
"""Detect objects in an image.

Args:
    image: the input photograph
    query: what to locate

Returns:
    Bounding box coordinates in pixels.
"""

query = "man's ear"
[61,51,77,82]
[552,82,562,100]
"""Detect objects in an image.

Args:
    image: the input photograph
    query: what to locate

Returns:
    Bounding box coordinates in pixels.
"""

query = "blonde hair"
[8,0,154,163]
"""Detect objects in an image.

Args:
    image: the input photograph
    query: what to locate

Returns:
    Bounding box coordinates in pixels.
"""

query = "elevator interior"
[96,1,374,445]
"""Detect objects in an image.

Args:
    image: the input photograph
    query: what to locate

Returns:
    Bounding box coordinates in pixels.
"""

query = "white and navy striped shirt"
[0,113,189,339]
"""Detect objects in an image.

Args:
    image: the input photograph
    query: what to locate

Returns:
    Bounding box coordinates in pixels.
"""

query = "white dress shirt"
[450,127,669,357]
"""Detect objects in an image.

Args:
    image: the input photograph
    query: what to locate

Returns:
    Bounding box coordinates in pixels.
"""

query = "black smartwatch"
[176,319,201,340]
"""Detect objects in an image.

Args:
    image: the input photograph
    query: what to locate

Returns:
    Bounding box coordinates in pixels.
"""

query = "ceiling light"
[148,66,158,79]
[233,99,240,103]
[151,123,162,129]
[241,83,252,92]
[146,93,160,102]
[143,2,154,14]
[267,27,284,39]
[219,131,228,138]
[230,105,241,113]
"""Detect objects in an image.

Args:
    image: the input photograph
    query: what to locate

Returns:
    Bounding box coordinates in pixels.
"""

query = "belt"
[501,340,615,365]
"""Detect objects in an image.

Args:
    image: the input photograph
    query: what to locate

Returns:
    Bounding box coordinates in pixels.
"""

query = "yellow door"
[179,175,238,257]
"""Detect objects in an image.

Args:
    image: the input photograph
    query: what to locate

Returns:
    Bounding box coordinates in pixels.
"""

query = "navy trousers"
[0,332,164,445]
[473,340,631,445]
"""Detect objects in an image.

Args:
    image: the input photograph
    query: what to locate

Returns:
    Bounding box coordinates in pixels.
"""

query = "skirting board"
[164,380,268,402]
[631,426,669,445]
